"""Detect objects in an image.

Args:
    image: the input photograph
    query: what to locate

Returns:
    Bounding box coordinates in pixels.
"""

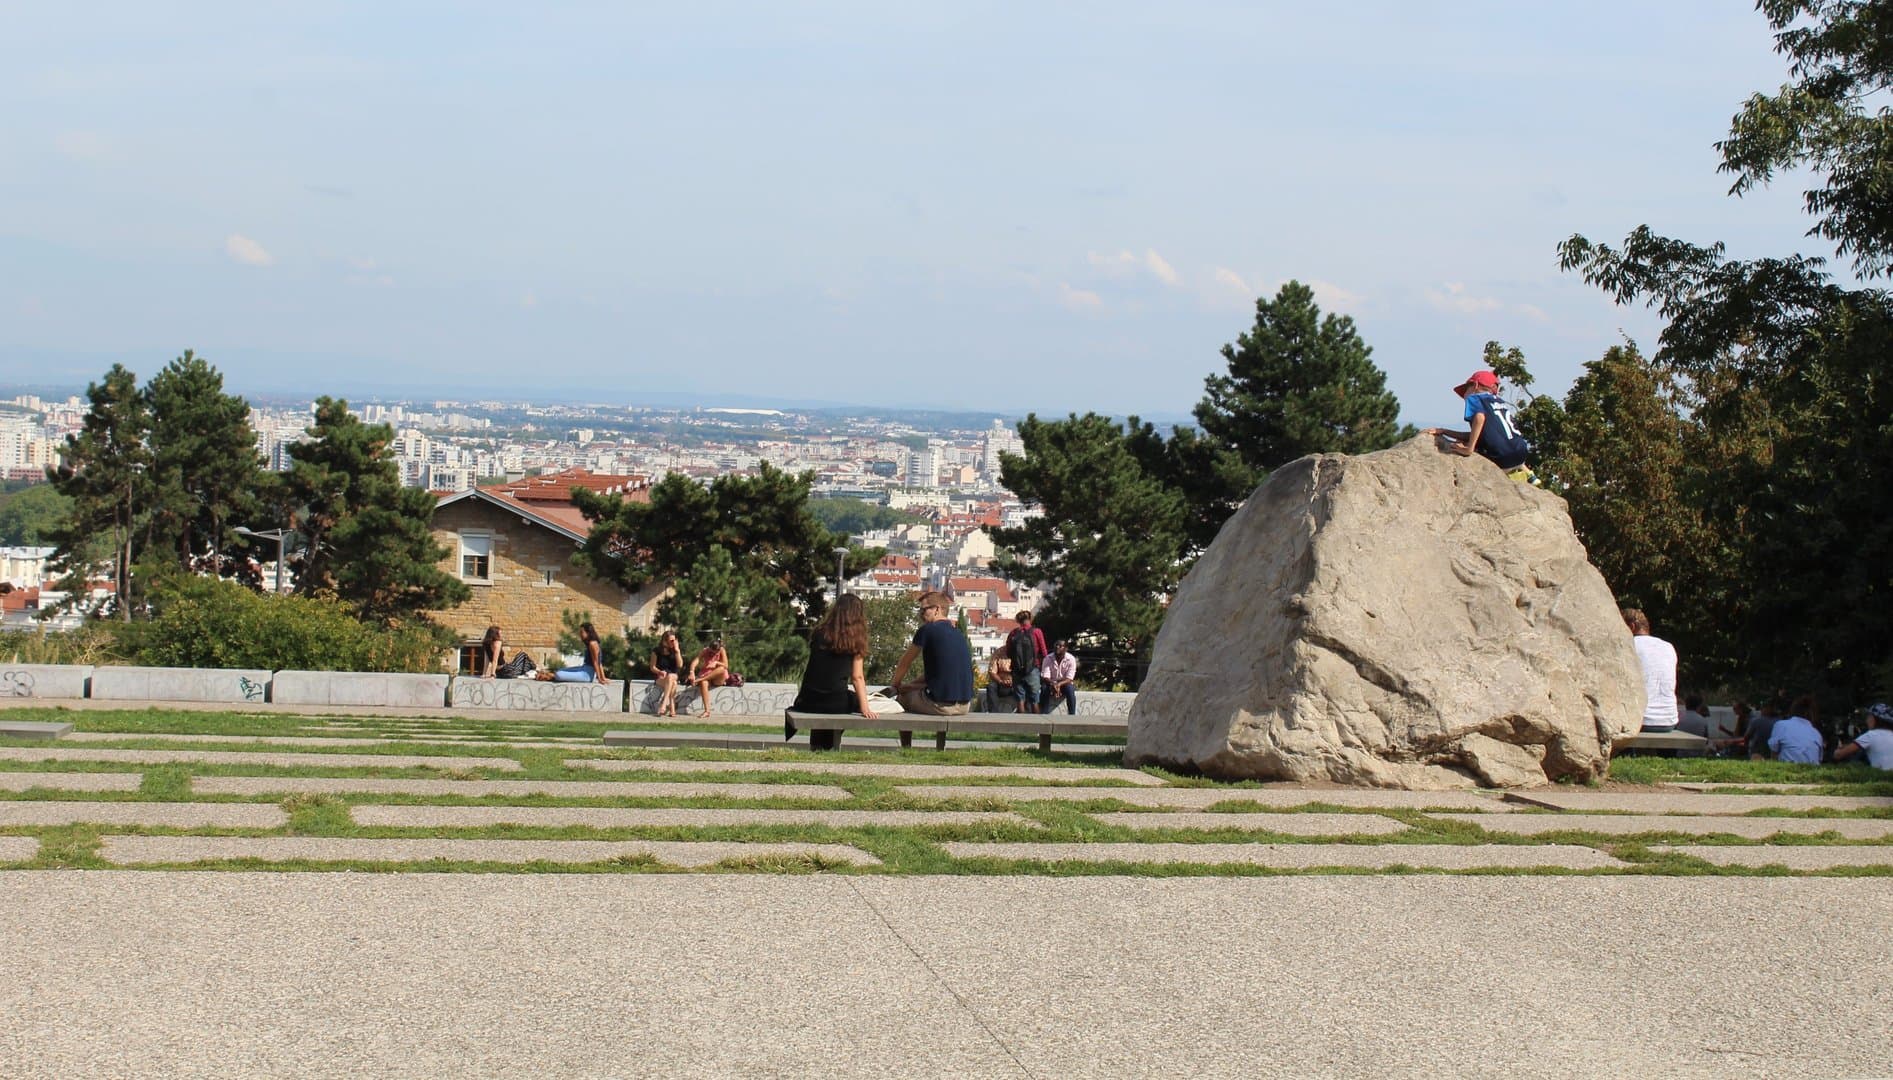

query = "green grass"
[1607,755,1893,795]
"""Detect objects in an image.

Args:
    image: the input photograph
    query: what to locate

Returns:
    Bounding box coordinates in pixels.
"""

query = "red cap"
[1455,370,1498,395]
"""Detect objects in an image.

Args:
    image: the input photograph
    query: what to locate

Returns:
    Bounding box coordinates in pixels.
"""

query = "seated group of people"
[1701,697,1893,769]
[981,610,1078,714]
[477,624,734,717]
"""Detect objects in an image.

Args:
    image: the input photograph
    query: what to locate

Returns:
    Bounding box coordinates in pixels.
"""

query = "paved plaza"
[2,872,1888,1078]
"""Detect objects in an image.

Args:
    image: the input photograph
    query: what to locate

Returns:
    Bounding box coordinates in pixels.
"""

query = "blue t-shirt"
[1464,392,1530,467]
[1767,716,1824,764]
[913,619,973,704]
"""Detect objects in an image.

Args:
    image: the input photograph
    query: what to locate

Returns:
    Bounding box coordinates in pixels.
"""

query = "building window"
[542,568,556,586]
[460,533,492,582]
[457,644,484,674]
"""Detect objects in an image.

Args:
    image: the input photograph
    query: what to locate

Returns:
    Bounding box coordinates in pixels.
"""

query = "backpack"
[1008,627,1037,677]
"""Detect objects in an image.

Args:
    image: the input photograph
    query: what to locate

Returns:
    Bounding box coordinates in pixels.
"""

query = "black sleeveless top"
[792,647,857,714]
[654,648,682,675]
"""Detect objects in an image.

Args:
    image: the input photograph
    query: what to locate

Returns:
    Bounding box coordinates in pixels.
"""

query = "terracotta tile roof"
[443,468,650,542]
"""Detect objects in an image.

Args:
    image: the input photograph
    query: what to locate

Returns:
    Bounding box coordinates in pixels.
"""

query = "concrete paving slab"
[1436,813,1893,839]
[904,785,1508,810]
[0,721,72,739]
[567,758,1164,785]
[602,729,1120,753]
[0,747,523,771]
[1655,845,1893,869]
[60,732,583,751]
[1096,812,1409,835]
[351,806,1030,829]
[0,873,1889,1077]
[0,837,36,861]
[0,771,143,792]
[939,841,1623,869]
[99,835,881,867]
[190,776,853,800]
[0,801,287,827]
[1507,790,1893,814]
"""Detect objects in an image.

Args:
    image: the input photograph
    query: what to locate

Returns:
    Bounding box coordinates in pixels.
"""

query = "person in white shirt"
[1037,640,1079,715]
[1622,608,1680,732]
[1833,702,1893,771]
[1767,695,1826,765]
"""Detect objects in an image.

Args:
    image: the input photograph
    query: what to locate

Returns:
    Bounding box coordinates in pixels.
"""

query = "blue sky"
[0,2,1828,424]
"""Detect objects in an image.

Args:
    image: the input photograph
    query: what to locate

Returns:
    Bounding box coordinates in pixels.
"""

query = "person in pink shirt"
[1038,639,1078,715]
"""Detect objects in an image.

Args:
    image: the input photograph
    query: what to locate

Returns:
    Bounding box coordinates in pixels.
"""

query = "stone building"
[428,469,664,673]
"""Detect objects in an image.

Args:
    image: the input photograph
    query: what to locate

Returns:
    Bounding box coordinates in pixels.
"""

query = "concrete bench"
[1618,730,1712,757]
[782,710,1128,752]
[272,671,451,709]
[0,664,92,701]
[451,677,625,713]
[89,666,272,705]
[0,721,73,740]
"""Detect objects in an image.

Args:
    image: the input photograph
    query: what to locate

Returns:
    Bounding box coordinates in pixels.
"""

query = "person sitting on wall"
[479,625,505,678]
[690,638,730,718]
[650,630,685,717]
[787,594,877,751]
[890,591,973,718]
[1620,608,1680,733]
[537,622,607,684]
[985,648,1014,713]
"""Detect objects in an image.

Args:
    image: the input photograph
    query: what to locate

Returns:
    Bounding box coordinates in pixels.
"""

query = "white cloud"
[1306,279,1364,314]
[1515,303,1550,322]
[1212,267,1251,294]
[1057,283,1103,311]
[1144,249,1179,286]
[54,131,110,160]
[224,234,274,267]
[1086,249,1140,276]
[1426,282,1503,315]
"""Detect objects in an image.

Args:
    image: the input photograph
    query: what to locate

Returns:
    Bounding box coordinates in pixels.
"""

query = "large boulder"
[1125,436,1642,789]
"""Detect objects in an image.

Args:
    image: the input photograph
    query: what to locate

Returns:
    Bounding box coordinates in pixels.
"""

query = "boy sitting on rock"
[1425,369,1535,483]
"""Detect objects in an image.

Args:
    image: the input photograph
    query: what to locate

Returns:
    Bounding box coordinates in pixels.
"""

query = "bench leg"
[1038,733,1052,752]
[899,730,913,749]
[935,731,947,751]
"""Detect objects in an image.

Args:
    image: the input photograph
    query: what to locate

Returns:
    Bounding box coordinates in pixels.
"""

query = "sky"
[0,2,1835,424]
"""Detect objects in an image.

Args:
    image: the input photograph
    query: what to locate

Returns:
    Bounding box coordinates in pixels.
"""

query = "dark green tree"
[1557,0,1893,704]
[144,351,264,572]
[572,463,881,680]
[1194,280,1410,482]
[990,413,1190,687]
[282,398,468,625]
[863,595,919,683]
[0,484,72,546]
[46,365,153,619]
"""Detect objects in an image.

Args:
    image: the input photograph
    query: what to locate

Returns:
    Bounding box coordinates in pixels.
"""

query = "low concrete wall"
[451,677,625,713]
[273,671,451,709]
[627,680,799,716]
[89,666,272,705]
[0,664,92,701]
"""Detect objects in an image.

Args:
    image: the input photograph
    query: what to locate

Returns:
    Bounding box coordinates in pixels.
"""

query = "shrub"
[112,575,449,672]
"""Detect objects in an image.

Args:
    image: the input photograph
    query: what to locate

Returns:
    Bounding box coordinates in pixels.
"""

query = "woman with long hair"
[789,593,877,750]
[650,630,685,716]
[540,622,607,684]
[479,626,505,678]
[689,638,730,717]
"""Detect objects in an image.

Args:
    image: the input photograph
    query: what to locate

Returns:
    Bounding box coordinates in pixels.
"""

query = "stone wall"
[426,498,664,666]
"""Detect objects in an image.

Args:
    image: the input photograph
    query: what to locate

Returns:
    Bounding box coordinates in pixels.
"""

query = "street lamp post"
[832,546,849,606]
[234,527,290,594]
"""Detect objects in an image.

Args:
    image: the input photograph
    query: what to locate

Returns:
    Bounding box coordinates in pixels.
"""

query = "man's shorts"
[1016,669,1042,701]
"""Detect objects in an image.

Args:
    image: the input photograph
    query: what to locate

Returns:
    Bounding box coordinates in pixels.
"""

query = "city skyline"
[3,3,1831,425]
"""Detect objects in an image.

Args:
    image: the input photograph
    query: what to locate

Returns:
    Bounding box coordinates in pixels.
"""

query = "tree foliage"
[46,364,152,618]
[282,398,468,626]
[805,497,928,536]
[0,484,71,547]
[1555,1,1893,704]
[1195,280,1410,481]
[572,463,881,683]
[113,572,448,672]
[144,350,265,572]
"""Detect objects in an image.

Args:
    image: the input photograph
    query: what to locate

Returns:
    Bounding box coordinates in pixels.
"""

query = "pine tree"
[144,351,264,573]
[1194,280,1408,480]
[47,365,152,619]
[283,397,468,625]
